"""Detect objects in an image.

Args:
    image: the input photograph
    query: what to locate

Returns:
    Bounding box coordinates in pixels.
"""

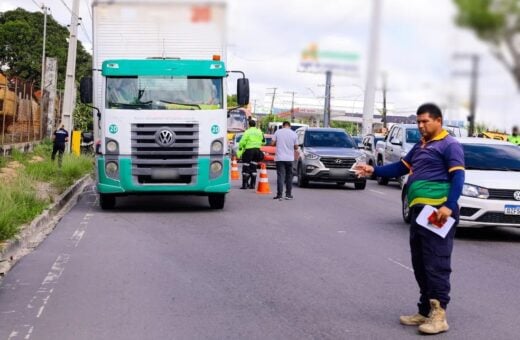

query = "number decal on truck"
[211,124,220,135]
[109,124,118,134]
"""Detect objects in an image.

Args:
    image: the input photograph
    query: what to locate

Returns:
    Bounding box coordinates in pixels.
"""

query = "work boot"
[249,176,256,189]
[240,176,249,189]
[399,313,428,326]
[418,299,449,334]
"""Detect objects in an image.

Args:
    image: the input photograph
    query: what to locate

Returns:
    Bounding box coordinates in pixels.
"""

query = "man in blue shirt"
[355,103,465,335]
[52,124,69,167]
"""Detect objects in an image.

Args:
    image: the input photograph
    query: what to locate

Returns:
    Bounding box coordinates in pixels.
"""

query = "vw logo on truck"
[155,128,176,147]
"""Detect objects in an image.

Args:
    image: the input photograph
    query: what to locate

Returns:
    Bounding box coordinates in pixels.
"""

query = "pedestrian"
[237,119,264,189]
[271,121,298,200]
[51,124,69,167]
[355,103,465,335]
[508,125,520,145]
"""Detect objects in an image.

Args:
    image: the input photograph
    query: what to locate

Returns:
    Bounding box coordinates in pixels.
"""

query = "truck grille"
[487,189,520,201]
[476,212,520,224]
[321,157,356,169]
[131,123,199,184]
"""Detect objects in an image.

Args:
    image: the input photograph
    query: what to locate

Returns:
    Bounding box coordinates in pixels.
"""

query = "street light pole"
[323,71,332,128]
[285,91,296,123]
[40,4,49,138]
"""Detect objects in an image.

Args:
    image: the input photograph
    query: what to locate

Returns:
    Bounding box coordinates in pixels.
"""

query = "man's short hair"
[282,121,291,127]
[248,119,256,127]
[417,103,443,121]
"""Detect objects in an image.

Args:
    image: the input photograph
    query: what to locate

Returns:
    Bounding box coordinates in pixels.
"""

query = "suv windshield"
[463,144,520,171]
[106,76,223,110]
[305,131,356,148]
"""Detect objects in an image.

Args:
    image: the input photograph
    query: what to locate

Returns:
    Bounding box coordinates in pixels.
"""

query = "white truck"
[80,0,249,209]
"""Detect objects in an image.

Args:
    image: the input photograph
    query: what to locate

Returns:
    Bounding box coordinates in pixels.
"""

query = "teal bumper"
[96,156,230,195]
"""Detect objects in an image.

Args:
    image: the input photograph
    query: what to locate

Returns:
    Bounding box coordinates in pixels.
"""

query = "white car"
[402,138,520,228]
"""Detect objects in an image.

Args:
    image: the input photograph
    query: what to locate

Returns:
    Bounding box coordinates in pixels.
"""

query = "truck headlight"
[105,161,118,176]
[462,184,489,199]
[304,151,319,160]
[211,140,223,153]
[106,140,119,153]
[210,161,223,174]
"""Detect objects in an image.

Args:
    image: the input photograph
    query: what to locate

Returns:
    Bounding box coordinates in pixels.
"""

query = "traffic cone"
[231,156,240,180]
[256,163,272,194]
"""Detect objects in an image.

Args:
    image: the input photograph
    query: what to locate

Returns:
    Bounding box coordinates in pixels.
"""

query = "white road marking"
[23,326,34,339]
[337,231,346,234]
[369,189,386,195]
[388,257,413,272]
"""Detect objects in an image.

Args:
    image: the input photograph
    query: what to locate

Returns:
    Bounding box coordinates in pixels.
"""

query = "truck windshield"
[106,76,223,110]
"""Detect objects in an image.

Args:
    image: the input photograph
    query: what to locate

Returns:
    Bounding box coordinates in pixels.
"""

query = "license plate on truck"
[504,205,520,215]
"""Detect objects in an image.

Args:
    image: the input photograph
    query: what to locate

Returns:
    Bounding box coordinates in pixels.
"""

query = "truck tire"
[100,194,116,210]
[297,164,309,187]
[376,159,389,185]
[208,194,225,209]
[354,180,366,190]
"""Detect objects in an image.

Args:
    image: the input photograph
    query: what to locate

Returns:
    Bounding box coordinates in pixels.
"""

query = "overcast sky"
[3,0,519,132]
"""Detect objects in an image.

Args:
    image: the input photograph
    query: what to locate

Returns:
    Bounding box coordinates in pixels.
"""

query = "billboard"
[298,43,360,75]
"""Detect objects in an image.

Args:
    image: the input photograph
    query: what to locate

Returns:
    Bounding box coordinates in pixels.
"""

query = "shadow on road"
[456,227,520,243]
[96,195,218,213]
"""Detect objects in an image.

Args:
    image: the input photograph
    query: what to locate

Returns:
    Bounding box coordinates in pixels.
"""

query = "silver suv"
[293,127,367,189]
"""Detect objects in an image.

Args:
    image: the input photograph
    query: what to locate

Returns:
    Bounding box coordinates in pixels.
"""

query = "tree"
[0,8,91,89]
[453,0,520,89]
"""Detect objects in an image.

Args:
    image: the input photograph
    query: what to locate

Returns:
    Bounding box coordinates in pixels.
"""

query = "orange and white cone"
[231,156,240,180]
[256,163,272,194]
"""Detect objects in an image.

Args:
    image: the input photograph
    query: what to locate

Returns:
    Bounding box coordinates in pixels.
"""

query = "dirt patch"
[28,156,45,163]
[35,181,59,202]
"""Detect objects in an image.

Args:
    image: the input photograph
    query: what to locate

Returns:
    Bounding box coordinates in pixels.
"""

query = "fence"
[0,73,62,149]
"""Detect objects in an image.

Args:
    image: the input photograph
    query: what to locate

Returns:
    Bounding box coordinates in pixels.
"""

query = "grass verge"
[0,140,93,242]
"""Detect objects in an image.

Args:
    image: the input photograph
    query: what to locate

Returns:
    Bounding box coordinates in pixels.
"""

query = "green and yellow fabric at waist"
[407,180,450,207]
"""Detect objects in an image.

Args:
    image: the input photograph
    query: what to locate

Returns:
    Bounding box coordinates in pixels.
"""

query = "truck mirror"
[237,78,249,106]
[80,77,93,104]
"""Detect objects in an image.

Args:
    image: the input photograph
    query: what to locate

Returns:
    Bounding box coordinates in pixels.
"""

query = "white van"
[267,122,309,134]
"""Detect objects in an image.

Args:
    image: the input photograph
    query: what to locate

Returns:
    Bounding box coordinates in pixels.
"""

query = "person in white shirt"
[271,121,299,200]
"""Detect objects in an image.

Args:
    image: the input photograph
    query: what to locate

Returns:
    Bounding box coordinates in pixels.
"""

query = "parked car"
[293,127,367,189]
[362,134,385,179]
[261,134,275,168]
[401,138,520,228]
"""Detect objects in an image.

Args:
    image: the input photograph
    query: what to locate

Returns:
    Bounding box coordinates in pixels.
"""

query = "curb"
[0,174,93,276]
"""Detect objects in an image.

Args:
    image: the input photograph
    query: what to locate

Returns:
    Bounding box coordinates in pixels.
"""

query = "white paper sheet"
[415,205,456,238]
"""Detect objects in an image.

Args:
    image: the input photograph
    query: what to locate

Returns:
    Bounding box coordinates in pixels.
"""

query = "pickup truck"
[375,124,421,186]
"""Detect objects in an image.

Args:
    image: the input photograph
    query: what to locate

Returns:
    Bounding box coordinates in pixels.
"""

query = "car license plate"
[330,169,349,178]
[504,205,520,215]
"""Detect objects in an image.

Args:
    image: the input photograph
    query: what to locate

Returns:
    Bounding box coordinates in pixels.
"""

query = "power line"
[83,0,93,21]
[31,0,43,11]
[58,0,92,44]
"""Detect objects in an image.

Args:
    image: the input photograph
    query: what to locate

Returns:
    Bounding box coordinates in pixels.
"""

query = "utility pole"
[361,0,382,136]
[285,91,297,122]
[61,0,81,150]
[381,72,387,129]
[453,53,480,137]
[323,71,332,128]
[267,87,277,115]
[40,4,49,138]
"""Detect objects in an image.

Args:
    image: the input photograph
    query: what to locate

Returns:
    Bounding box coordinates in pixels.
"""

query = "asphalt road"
[1,174,520,339]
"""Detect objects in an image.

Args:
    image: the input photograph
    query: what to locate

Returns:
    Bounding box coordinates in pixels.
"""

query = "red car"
[261,134,276,168]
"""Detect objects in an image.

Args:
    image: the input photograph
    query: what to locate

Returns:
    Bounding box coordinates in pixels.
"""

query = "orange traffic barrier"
[231,156,240,180]
[256,163,272,194]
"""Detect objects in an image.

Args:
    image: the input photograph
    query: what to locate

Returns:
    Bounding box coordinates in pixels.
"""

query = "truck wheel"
[208,194,225,209]
[402,190,411,223]
[100,194,116,210]
[376,159,389,185]
[297,164,309,187]
[354,180,366,190]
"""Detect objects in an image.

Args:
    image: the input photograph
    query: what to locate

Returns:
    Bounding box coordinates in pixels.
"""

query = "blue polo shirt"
[402,130,465,207]
[54,128,69,144]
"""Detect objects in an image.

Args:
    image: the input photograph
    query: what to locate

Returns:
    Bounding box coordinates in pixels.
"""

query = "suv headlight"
[462,184,489,199]
[304,151,319,160]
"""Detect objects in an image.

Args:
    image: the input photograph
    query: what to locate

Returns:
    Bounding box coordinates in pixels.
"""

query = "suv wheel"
[297,164,309,187]
[402,189,411,223]
[376,159,389,185]
[354,180,366,190]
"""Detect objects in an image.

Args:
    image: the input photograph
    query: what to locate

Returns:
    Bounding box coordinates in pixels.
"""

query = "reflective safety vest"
[508,135,520,146]
[237,127,264,158]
